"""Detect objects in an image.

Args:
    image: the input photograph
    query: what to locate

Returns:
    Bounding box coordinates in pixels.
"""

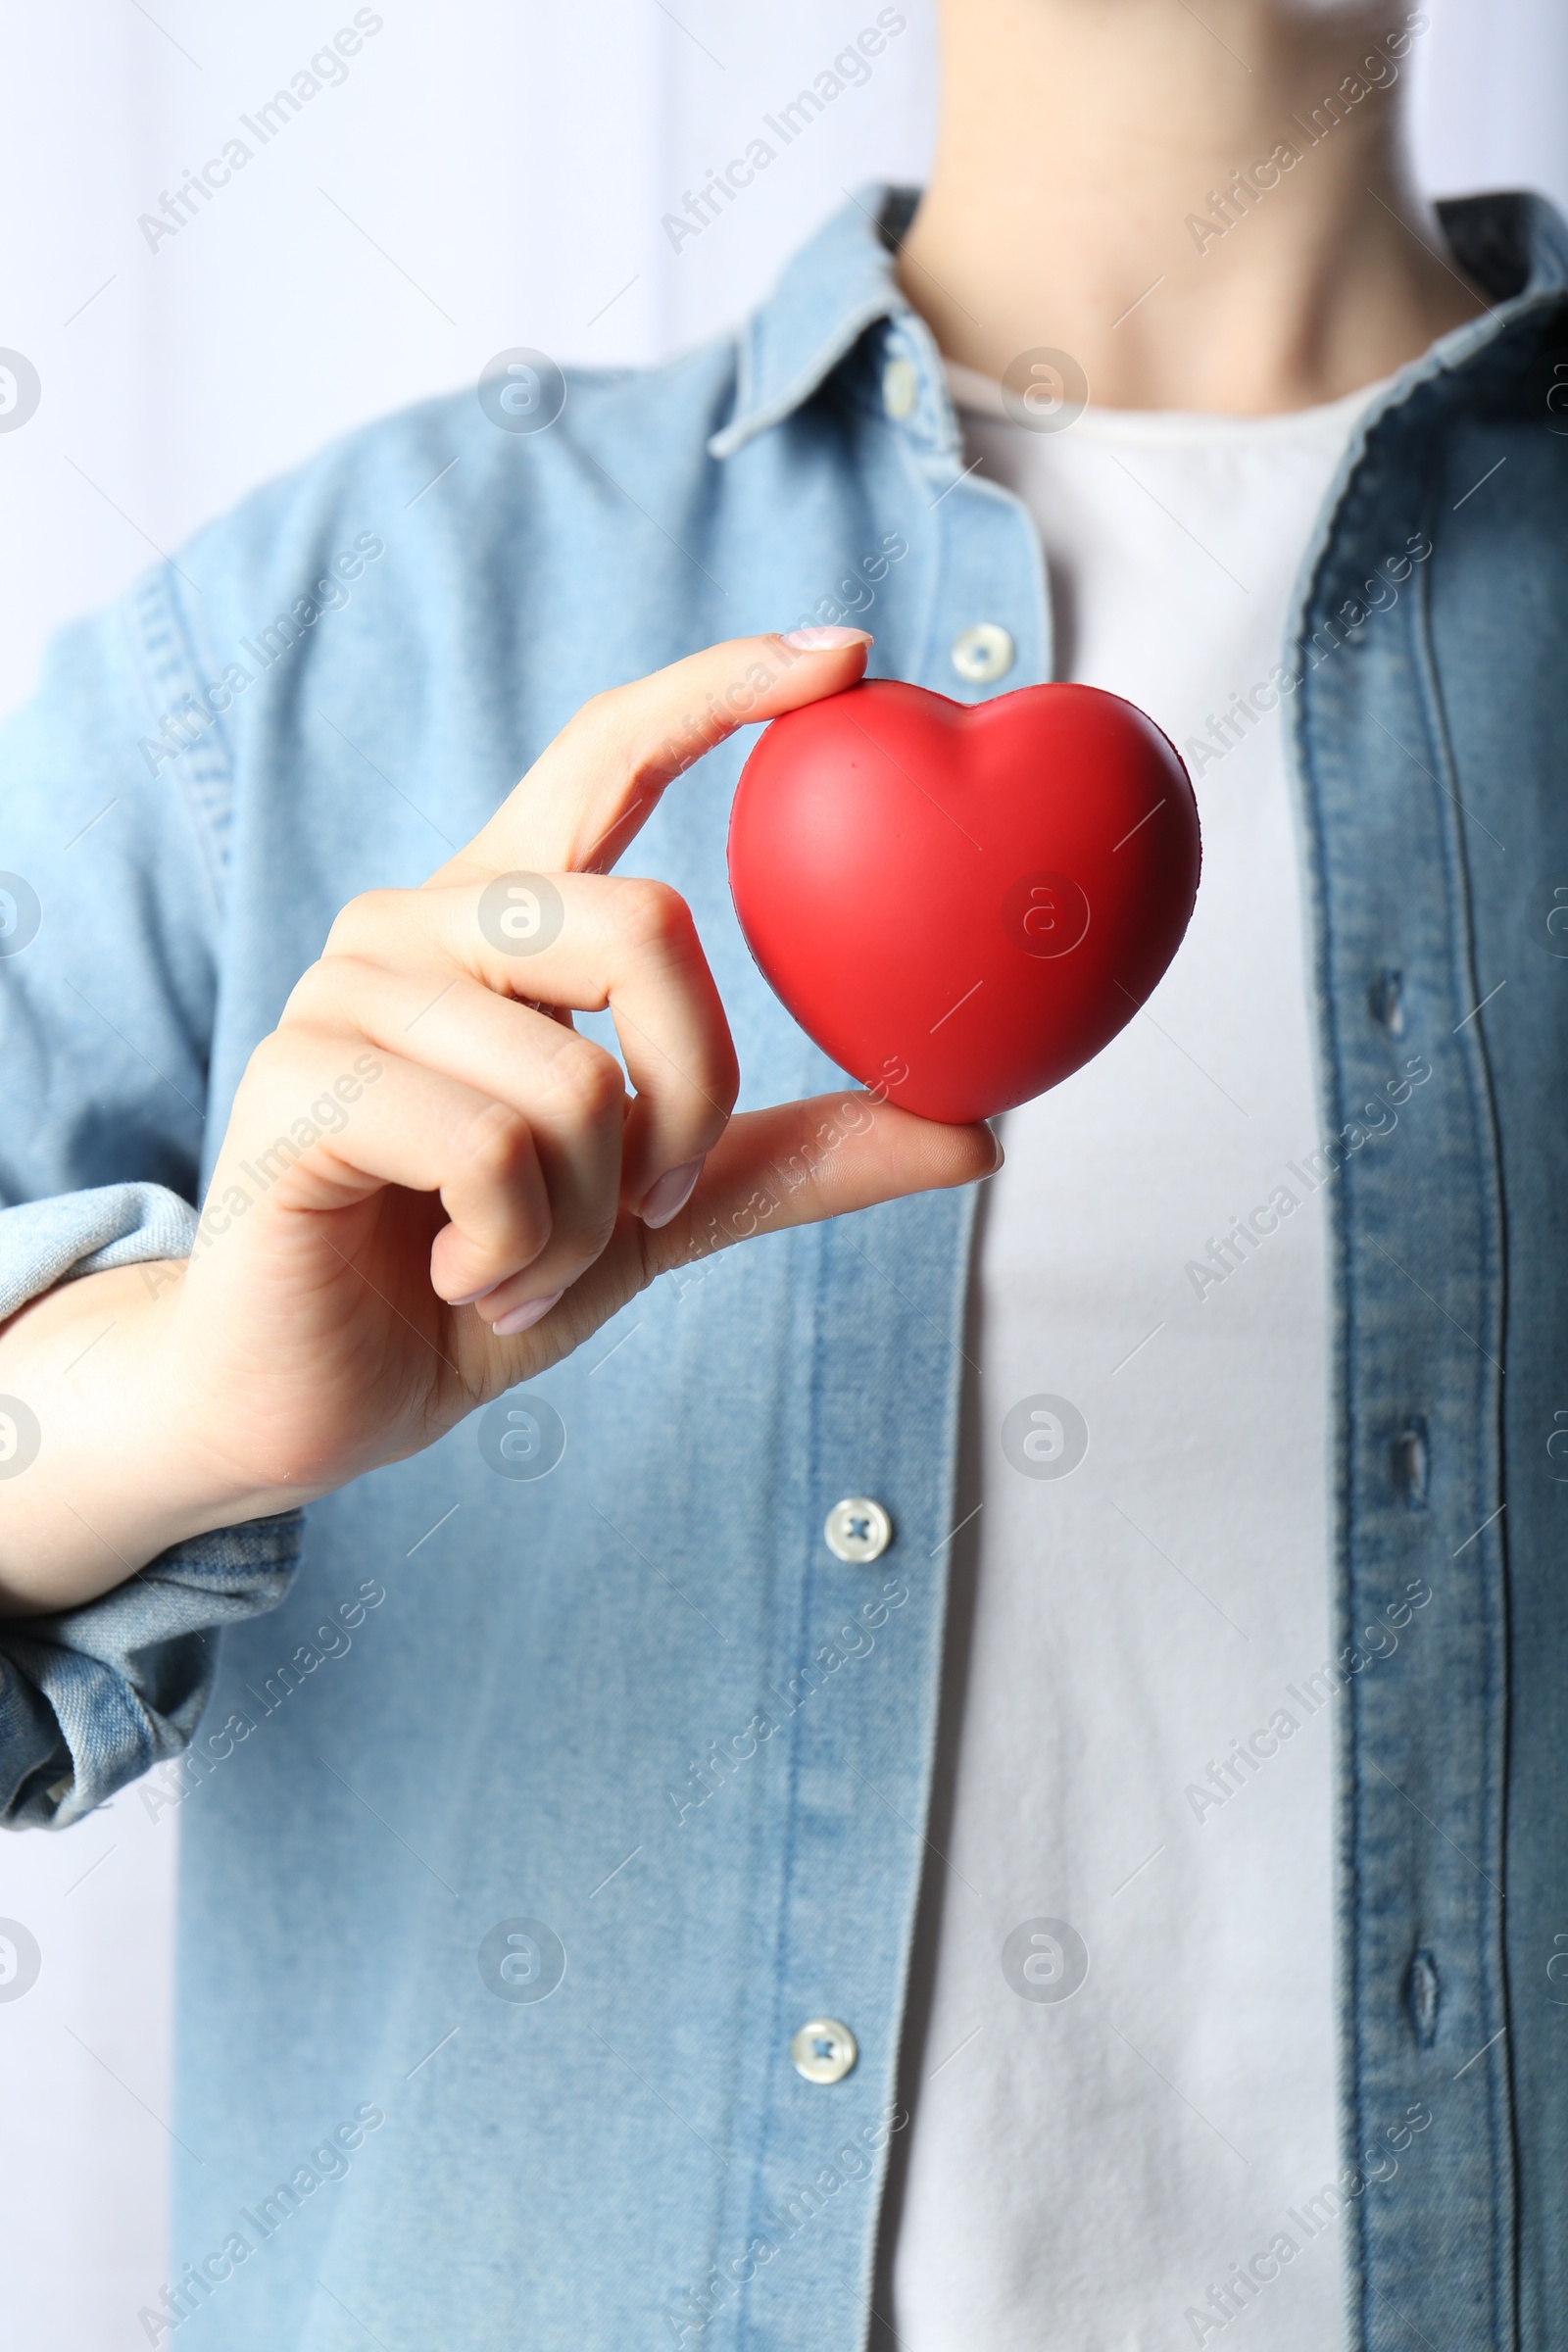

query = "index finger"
[425,626,872,888]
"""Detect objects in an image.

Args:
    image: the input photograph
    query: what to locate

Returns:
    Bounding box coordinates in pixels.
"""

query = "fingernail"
[639,1153,705,1229]
[779,626,873,651]
[491,1288,565,1337]
[450,1279,505,1306]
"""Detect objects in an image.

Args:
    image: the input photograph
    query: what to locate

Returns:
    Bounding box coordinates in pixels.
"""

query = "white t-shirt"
[889,366,1384,2350]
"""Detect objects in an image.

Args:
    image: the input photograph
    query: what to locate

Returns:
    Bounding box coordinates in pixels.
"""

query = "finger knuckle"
[245,1023,318,1091]
[699,1033,743,1116]
[281,954,375,1026]
[579,688,675,801]
[712,1053,742,1120]
[458,1100,537,1185]
[541,1037,625,1127]
[679,1058,740,1141]
[324,888,409,957]
[612,876,694,954]
[565,687,633,772]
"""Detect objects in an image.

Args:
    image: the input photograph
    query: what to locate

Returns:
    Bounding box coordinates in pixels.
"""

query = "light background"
[0,1,1562,2342]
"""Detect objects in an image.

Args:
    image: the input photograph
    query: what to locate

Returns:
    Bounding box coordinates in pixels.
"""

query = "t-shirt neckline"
[942,356,1394,446]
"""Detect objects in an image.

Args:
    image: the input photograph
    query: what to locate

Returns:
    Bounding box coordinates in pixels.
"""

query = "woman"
[2,2,1563,2344]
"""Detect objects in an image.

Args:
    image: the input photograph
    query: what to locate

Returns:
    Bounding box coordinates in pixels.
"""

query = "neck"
[898,0,1488,414]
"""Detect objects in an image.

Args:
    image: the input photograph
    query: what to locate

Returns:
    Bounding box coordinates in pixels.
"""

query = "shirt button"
[951,622,1015,684]
[824,1496,893,1563]
[791,2018,858,2083]
[882,357,919,420]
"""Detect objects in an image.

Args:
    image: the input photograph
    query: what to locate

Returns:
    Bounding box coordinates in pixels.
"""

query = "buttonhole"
[1394,1417,1430,1511]
[1369,967,1406,1037]
[1407,1948,1440,2048]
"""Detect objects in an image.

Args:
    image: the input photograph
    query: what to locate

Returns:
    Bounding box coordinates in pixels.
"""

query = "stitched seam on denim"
[1281,279,1560,2352]
[852,1186,978,2352]
[737,1214,827,2351]
[1408,489,1517,2352]
[129,564,237,904]
[1286,497,1369,2352]
[1276,281,1566,739]
[904,430,953,695]
[64,1647,155,1810]
[715,292,903,461]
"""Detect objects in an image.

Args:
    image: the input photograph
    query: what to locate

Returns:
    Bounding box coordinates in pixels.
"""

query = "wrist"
[0,1260,308,1615]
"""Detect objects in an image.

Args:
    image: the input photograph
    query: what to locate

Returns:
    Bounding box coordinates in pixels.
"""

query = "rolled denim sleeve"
[0,561,310,1827]
[0,1180,199,1321]
[0,1183,304,1829]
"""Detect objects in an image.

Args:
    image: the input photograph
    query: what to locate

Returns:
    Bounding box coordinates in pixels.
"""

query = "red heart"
[727,679,1201,1123]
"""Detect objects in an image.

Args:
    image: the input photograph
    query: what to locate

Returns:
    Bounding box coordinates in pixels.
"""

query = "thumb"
[643,1091,1001,1275]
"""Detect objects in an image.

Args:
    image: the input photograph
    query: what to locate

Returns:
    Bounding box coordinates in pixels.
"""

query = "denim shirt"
[2,187,1566,2352]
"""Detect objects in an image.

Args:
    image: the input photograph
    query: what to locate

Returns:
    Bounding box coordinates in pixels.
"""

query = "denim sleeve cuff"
[0,1515,305,1828]
[0,1182,305,1829]
[0,1181,199,1324]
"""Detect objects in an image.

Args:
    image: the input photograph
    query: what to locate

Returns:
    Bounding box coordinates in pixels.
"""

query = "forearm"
[0,1262,294,1616]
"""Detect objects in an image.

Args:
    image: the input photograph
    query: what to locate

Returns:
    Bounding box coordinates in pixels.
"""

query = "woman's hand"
[0,630,999,1611]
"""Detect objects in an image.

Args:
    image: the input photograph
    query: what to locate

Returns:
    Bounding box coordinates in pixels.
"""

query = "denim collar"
[708,184,921,459]
[710,182,1568,461]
